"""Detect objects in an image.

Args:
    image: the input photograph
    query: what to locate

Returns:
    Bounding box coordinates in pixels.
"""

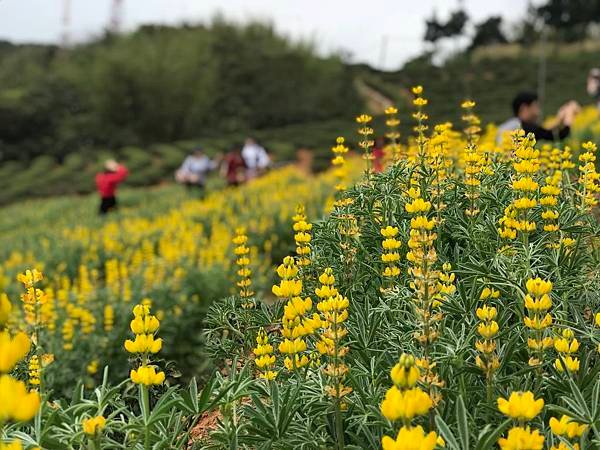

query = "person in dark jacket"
[496,91,579,143]
[96,160,128,215]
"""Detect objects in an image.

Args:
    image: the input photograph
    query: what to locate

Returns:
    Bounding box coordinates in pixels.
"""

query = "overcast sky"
[0,0,534,69]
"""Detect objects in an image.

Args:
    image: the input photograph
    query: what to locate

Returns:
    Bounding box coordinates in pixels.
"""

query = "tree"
[469,16,507,50]
[536,0,600,41]
[423,8,469,44]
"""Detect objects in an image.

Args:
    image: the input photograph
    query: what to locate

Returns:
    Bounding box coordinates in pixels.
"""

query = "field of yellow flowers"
[1,88,600,450]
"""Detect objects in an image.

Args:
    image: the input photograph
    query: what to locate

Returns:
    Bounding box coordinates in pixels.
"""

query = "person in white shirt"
[241,138,270,180]
[175,148,218,190]
[587,68,600,110]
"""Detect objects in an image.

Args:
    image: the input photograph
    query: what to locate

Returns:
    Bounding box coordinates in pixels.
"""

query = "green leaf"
[435,415,460,450]
[475,418,511,450]
[456,395,470,450]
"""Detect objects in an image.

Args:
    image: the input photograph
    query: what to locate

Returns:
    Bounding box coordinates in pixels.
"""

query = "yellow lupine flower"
[0,374,41,422]
[498,426,544,450]
[524,314,553,330]
[480,287,500,300]
[526,278,553,297]
[477,321,499,339]
[16,269,43,287]
[549,415,587,439]
[554,356,580,373]
[380,386,432,421]
[476,305,497,321]
[512,177,539,191]
[283,297,312,320]
[0,440,24,450]
[272,279,302,298]
[124,334,163,354]
[0,293,11,326]
[130,313,159,335]
[82,415,106,435]
[381,425,438,450]
[524,294,552,312]
[283,354,309,370]
[405,198,431,214]
[410,216,435,230]
[390,354,420,389]
[278,338,307,354]
[0,331,31,373]
[497,391,544,420]
[380,226,399,238]
[554,337,579,354]
[130,366,165,386]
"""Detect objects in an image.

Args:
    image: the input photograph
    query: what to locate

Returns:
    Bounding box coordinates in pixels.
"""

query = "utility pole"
[378,34,389,70]
[110,0,124,33]
[61,0,71,47]
[537,25,548,117]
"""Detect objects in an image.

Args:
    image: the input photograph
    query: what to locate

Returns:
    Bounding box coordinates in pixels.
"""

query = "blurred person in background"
[496,91,579,143]
[372,137,385,173]
[96,159,128,215]
[221,145,246,187]
[587,68,600,109]
[241,138,270,180]
[175,147,219,192]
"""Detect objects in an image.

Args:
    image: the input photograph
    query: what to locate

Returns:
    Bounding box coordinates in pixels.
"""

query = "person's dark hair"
[512,91,538,116]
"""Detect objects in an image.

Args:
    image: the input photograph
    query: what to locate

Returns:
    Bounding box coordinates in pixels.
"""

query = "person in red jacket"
[96,159,128,215]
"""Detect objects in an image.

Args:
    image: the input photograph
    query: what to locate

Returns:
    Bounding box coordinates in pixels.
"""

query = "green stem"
[140,384,151,450]
[334,398,344,450]
[332,308,344,450]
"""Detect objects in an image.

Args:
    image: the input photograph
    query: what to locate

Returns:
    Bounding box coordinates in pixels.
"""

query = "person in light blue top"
[175,147,219,191]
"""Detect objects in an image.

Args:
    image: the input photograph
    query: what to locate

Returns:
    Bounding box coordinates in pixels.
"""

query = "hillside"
[359,41,600,130]
[1,29,600,205]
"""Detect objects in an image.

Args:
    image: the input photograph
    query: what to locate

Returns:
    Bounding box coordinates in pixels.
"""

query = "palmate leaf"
[241,382,301,445]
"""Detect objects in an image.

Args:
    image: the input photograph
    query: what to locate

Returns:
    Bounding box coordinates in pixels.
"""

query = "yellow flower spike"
[497,391,544,420]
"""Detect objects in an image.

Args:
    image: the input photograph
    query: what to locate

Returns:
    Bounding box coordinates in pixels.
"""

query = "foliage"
[536,0,600,42]
[469,17,508,51]
[0,20,359,163]
[2,83,600,449]
[198,96,600,448]
[424,9,470,44]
